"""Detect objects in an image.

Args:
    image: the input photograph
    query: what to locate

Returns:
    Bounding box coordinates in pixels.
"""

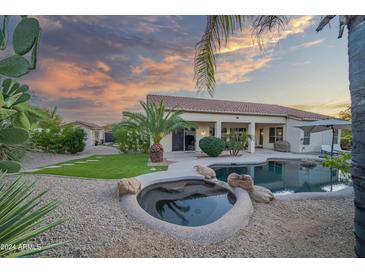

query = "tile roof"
[65,121,104,130]
[147,94,329,121]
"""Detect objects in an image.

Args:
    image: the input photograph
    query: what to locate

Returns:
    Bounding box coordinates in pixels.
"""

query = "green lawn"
[29,154,168,179]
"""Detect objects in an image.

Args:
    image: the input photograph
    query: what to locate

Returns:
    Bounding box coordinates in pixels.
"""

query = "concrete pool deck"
[120,150,353,244]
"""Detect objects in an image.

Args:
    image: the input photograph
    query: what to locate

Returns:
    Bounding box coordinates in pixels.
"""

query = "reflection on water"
[137,180,236,227]
[212,160,351,194]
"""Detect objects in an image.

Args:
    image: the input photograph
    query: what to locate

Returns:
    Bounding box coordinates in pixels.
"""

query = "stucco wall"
[76,126,94,147]
[161,112,287,153]
[286,118,341,153]
[160,112,338,153]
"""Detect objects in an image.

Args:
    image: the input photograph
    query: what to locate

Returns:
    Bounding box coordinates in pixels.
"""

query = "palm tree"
[121,101,196,163]
[194,15,365,257]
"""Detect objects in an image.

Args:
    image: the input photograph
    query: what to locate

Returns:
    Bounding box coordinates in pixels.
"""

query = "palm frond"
[194,15,288,95]
[251,16,289,49]
[120,101,194,144]
[0,174,63,257]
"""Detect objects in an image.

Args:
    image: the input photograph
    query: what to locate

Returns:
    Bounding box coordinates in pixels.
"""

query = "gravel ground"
[6,174,355,258]
[21,145,119,170]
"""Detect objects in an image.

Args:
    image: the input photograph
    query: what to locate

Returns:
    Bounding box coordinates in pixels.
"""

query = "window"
[209,126,215,136]
[269,127,284,143]
[303,131,311,145]
[269,128,275,143]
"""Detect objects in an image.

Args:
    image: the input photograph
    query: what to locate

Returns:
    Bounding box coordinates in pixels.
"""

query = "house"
[147,94,341,153]
[64,121,105,147]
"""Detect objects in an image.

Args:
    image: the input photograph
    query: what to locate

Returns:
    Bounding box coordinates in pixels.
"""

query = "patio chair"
[321,144,335,155]
[333,144,351,154]
[321,144,350,155]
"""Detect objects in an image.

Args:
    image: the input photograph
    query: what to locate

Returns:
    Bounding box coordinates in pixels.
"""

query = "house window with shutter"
[303,131,311,145]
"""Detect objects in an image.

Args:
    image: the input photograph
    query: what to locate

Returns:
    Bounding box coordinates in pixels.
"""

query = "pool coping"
[120,174,253,245]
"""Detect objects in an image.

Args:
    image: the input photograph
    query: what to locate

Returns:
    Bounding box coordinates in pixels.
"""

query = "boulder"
[227,173,274,203]
[250,185,274,203]
[227,173,254,192]
[118,177,141,196]
[300,159,317,169]
[194,165,217,180]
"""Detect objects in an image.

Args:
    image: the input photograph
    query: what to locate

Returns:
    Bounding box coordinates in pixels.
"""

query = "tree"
[121,101,196,162]
[339,105,352,121]
[194,15,365,257]
[339,105,352,150]
[225,132,253,156]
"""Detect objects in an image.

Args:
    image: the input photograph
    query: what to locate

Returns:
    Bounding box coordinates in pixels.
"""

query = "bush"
[322,152,352,181]
[199,136,225,157]
[225,132,252,156]
[61,126,87,154]
[113,126,150,153]
[31,122,65,153]
[30,124,86,154]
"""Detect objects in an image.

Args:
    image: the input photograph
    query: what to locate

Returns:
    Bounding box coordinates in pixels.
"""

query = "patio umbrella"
[295,118,352,156]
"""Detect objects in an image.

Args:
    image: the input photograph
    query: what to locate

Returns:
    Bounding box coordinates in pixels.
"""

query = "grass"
[29,153,168,179]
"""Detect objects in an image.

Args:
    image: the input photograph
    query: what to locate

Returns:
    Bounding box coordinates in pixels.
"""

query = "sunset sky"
[13,15,350,124]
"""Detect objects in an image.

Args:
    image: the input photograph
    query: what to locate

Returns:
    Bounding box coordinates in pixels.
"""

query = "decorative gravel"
[21,146,119,170]
[5,174,355,258]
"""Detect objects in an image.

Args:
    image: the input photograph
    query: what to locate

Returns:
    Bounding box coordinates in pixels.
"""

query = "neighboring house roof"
[64,121,104,130]
[147,94,330,121]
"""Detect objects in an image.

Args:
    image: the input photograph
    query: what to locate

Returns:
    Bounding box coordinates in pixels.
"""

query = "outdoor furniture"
[321,144,351,155]
[296,119,351,156]
[334,144,351,154]
[274,140,291,152]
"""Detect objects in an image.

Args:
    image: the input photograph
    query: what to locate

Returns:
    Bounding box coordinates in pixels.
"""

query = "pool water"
[137,180,236,227]
[212,160,351,194]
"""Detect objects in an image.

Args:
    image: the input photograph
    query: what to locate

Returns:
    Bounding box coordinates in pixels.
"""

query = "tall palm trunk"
[348,15,365,258]
[150,143,164,163]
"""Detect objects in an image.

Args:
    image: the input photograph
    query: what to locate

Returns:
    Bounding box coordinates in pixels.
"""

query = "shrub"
[322,152,352,181]
[61,126,87,154]
[199,136,225,157]
[113,126,150,153]
[30,125,86,154]
[225,132,252,156]
[31,122,65,153]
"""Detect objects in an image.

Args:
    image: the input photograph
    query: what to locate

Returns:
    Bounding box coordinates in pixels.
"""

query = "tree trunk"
[150,143,164,163]
[348,16,365,258]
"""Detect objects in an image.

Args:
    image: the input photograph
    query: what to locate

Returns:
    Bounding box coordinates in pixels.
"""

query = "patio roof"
[147,94,330,121]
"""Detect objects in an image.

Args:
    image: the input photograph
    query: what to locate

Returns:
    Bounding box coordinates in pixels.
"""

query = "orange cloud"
[26,16,316,123]
[289,98,351,117]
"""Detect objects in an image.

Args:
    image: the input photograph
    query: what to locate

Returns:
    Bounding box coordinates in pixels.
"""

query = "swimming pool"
[211,159,351,194]
[137,180,236,227]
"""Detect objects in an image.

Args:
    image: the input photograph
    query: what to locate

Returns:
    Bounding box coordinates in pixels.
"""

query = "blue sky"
[13,15,349,124]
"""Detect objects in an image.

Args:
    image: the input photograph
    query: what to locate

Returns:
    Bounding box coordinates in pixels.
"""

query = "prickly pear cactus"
[0,16,40,77]
[0,15,41,173]
[0,127,29,173]
[0,127,29,144]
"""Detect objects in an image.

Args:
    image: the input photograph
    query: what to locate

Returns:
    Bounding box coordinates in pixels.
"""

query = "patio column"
[248,122,255,153]
[215,121,222,138]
